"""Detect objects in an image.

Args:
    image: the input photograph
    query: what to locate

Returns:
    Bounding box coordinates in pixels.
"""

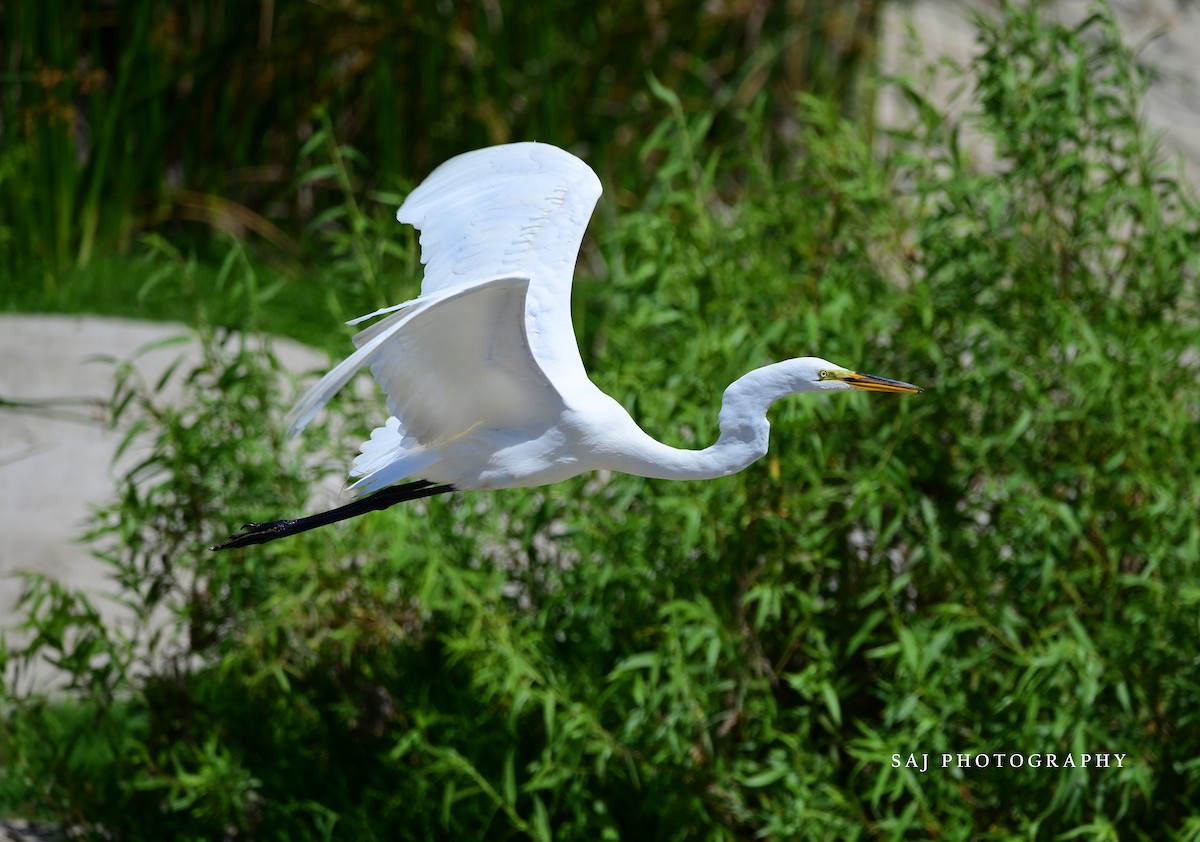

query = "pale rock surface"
[0,315,332,647]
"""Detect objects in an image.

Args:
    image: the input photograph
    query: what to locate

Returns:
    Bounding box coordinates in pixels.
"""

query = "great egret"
[214,142,919,550]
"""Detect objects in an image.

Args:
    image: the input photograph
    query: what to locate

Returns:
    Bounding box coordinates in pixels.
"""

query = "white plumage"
[214,142,919,550]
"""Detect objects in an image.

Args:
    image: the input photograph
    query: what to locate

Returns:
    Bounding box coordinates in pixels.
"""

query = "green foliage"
[4,2,1200,839]
[0,0,880,283]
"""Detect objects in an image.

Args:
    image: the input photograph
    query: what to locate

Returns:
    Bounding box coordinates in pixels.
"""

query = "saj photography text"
[892,752,1129,774]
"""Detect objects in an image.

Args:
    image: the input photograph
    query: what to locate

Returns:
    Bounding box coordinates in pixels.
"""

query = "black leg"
[211,480,455,550]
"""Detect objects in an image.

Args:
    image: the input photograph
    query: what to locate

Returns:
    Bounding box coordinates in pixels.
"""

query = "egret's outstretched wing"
[398,142,602,297]
[397,142,602,387]
[287,277,562,441]
[286,143,603,475]
[353,276,561,442]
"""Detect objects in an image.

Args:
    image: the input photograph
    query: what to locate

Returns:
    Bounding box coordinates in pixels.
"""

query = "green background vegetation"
[3,1,1199,839]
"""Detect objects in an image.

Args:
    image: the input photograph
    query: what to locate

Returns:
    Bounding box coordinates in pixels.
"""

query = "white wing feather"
[285,142,603,490]
[398,142,601,297]
[354,275,560,443]
[398,142,602,388]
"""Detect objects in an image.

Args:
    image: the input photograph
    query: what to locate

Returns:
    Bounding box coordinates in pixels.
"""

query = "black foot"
[211,520,297,551]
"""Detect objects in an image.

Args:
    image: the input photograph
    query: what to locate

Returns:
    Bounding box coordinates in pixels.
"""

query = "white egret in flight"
[214,142,919,550]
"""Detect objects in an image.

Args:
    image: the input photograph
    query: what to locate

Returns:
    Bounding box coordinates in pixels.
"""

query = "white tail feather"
[348,416,439,495]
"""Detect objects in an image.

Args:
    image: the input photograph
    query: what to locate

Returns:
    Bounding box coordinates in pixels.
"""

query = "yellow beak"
[839,371,922,394]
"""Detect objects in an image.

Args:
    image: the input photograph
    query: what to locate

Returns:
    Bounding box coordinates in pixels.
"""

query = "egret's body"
[214,142,918,550]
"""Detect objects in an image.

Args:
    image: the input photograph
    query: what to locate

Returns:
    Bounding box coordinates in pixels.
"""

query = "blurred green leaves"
[0,0,882,285]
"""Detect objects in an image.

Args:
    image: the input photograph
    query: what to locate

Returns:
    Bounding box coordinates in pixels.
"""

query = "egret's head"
[804,357,922,394]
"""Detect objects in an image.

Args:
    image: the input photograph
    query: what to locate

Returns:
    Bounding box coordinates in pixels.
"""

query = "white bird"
[214,142,919,550]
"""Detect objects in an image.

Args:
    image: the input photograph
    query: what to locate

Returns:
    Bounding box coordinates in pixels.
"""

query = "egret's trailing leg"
[212,480,454,550]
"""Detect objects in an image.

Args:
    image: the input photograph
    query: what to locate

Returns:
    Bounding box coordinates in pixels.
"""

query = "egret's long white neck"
[599,361,817,481]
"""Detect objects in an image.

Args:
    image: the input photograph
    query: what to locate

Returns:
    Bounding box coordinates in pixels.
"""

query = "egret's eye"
[818,369,833,380]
